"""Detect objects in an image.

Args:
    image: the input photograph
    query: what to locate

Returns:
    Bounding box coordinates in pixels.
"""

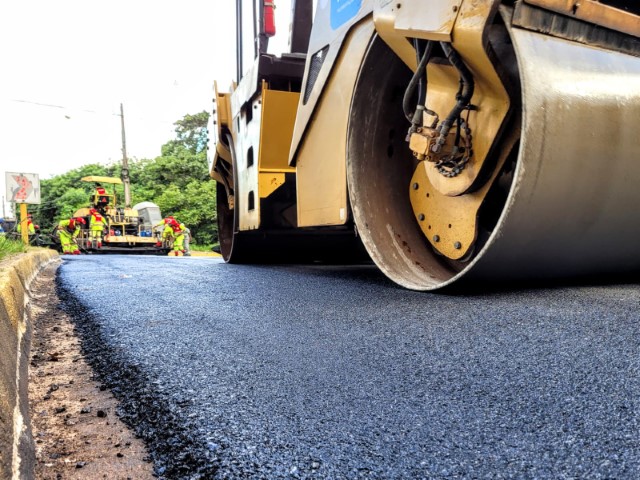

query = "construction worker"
[156,217,187,256]
[94,183,109,210]
[153,217,171,235]
[154,217,172,244]
[153,217,170,249]
[57,217,85,255]
[88,208,108,248]
[17,214,36,236]
[182,223,192,256]
[165,217,191,255]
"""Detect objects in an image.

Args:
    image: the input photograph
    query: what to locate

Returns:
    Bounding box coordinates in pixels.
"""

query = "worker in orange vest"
[57,217,85,254]
[17,213,36,236]
[89,208,108,248]
[156,217,187,256]
[94,183,109,210]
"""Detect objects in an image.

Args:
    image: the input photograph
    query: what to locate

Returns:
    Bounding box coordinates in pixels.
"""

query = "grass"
[0,236,28,261]
[190,243,219,252]
[188,242,222,257]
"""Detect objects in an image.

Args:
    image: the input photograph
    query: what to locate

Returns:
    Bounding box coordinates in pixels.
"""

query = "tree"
[174,111,210,154]
[150,111,216,245]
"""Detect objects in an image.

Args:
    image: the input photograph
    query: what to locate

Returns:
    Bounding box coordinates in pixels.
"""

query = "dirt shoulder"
[28,264,155,480]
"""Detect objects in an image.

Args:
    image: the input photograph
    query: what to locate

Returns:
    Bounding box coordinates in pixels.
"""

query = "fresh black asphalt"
[56,255,640,479]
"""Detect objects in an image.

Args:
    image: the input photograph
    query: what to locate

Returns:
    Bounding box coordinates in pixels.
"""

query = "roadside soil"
[28,264,155,480]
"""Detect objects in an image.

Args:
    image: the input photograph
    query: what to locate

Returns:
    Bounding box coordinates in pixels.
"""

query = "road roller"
[208,0,640,290]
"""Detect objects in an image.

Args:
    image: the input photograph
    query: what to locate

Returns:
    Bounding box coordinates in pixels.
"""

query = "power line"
[9,98,111,115]
[6,98,177,124]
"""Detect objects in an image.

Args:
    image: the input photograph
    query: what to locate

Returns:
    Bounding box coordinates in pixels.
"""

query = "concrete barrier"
[0,249,58,479]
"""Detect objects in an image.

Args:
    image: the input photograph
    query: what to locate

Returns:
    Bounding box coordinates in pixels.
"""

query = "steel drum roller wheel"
[347,35,516,290]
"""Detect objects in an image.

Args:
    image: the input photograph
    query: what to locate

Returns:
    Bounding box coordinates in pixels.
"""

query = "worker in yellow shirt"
[154,217,173,248]
[57,217,85,254]
[155,217,187,256]
[88,208,108,248]
[17,213,36,235]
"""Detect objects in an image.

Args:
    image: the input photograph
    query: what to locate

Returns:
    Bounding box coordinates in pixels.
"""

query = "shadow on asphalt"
[237,262,640,298]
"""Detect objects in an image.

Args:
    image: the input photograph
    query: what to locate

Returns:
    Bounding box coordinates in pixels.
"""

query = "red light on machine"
[264,1,276,37]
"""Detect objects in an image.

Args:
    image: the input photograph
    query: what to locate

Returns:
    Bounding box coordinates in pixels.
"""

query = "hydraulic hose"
[414,39,427,108]
[433,42,475,152]
[402,40,434,125]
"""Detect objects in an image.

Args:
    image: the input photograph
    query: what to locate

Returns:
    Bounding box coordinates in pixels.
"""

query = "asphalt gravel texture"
[56,255,640,479]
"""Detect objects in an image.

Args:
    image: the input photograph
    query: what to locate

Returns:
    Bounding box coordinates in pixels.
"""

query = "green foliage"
[57,188,90,218]
[191,243,216,252]
[35,112,218,245]
[174,111,210,154]
[154,180,218,245]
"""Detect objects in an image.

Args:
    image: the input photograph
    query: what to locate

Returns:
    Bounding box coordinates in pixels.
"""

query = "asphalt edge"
[0,249,59,480]
[55,277,220,479]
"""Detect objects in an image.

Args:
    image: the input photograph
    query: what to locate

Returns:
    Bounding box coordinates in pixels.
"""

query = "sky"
[0,0,291,218]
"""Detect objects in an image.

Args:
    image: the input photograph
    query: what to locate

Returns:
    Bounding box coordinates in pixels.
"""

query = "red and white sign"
[5,172,41,204]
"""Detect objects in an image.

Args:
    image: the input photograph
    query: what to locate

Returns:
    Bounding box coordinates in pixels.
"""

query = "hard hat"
[75,217,86,225]
[89,208,97,214]
[27,214,32,218]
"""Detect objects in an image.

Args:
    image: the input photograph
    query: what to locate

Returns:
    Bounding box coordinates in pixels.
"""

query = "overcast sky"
[0,0,291,217]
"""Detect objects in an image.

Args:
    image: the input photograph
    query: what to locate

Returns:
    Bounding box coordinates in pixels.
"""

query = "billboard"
[5,172,41,204]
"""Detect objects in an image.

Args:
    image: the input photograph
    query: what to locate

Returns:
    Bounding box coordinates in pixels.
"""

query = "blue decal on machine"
[330,0,362,30]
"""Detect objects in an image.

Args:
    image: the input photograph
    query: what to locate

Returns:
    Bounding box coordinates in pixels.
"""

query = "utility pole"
[120,103,132,208]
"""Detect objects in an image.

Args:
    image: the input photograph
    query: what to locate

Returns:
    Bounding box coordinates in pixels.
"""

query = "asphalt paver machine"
[69,176,169,254]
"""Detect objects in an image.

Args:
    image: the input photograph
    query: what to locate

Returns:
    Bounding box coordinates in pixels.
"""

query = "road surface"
[56,255,640,479]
